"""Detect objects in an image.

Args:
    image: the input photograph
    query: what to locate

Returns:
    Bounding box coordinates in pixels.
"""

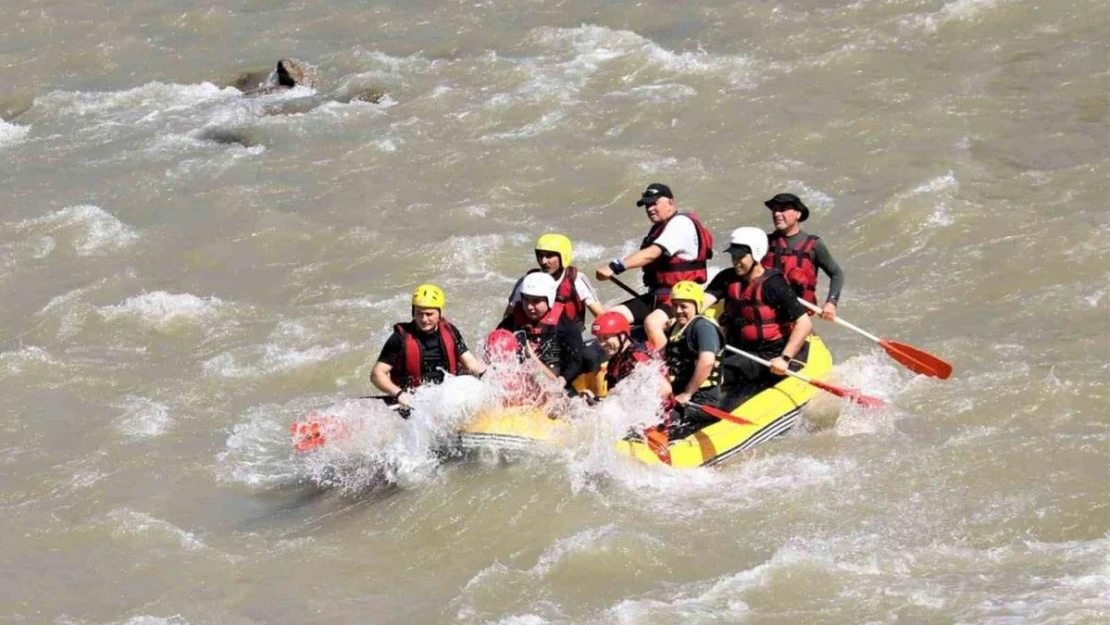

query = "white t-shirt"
[650,214,700,261]
[646,214,703,295]
[508,269,599,307]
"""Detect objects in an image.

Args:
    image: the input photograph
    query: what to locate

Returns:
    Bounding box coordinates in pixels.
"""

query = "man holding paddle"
[762,193,845,321]
[594,183,714,349]
[370,284,487,408]
[704,227,814,410]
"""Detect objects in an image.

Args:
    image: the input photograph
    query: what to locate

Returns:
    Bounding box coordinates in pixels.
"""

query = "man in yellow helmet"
[663,281,724,438]
[371,284,487,408]
[504,233,604,331]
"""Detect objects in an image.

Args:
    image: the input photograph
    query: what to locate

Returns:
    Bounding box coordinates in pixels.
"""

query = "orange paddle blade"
[880,339,952,380]
[808,379,885,408]
[291,414,349,453]
[643,428,672,465]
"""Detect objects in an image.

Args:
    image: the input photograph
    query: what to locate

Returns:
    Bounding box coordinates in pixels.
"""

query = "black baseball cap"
[764,193,810,222]
[636,183,674,207]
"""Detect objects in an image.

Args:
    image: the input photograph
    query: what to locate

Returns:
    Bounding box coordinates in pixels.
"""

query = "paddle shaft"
[796,298,880,342]
[722,344,883,407]
[797,298,952,379]
[687,401,754,426]
[609,276,642,299]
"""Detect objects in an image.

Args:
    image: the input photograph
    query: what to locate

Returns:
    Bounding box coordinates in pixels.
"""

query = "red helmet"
[484,329,520,360]
[591,311,631,337]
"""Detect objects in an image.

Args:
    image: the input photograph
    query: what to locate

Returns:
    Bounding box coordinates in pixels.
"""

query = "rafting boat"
[458,335,833,467]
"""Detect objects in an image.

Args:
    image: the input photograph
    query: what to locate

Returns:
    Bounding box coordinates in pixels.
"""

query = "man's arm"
[702,269,731,309]
[459,351,487,377]
[555,322,585,388]
[596,245,663,280]
[813,239,844,318]
[673,322,721,404]
[762,275,813,375]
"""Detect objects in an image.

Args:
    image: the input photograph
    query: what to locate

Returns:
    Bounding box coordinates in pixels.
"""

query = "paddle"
[291,398,405,453]
[642,427,671,465]
[796,299,951,379]
[687,401,755,426]
[723,345,885,408]
[609,276,642,299]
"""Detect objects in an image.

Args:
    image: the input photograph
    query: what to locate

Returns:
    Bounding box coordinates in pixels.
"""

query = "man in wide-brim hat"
[761,192,846,321]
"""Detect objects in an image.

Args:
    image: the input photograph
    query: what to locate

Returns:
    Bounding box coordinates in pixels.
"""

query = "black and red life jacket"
[389,320,460,389]
[510,302,566,370]
[761,232,820,306]
[604,341,656,390]
[641,212,714,293]
[513,267,585,327]
[723,269,793,348]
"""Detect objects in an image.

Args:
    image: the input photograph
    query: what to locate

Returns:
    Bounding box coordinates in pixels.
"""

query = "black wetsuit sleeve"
[495,317,515,332]
[448,325,470,357]
[704,269,732,301]
[813,238,845,304]
[761,273,808,321]
[376,332,404,367]
[556,320,585,386]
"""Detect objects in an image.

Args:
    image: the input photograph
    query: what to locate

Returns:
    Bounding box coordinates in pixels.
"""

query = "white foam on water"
[203,343,351,379]
[98,291,225,332]
[19,205,139,256]
[114,396,171,440]
[486,616,548,625]
[34,81,237,119]
[0,345,59,376]
[0,118,31,146]
[902,0,1004,34]
[439,233,532,282]
[106,508,208,552]
[571,241,606,261]
[220,376,485,493]
[824,350,907,437]
[1083,290,1104,307]
[112,615,191,625]
[524,25,760,94]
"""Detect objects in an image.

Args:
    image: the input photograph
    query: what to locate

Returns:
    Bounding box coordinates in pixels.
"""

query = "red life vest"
[761,232,820,306]
[641,212,714,293]
[514,267,584,326]
[390,320,460,388]
[510,302,566,370]
[604,341,656,390]
[723,270,792,348]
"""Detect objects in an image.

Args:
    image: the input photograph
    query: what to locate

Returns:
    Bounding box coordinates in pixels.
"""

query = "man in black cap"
[595,183,714,349]
[762,193,845,321]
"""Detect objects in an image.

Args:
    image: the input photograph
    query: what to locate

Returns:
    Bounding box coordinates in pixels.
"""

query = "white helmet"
[723,227,769,263]
[520,272,557,308]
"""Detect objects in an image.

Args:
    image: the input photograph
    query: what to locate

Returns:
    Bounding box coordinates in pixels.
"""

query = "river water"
[2,0,1108,623]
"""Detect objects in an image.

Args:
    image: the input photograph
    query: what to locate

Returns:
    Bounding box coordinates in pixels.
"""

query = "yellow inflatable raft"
[458,335,833,468]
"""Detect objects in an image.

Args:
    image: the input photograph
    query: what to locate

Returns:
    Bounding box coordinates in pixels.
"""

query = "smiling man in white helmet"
[496,271,586,395]
[703,227,813,409]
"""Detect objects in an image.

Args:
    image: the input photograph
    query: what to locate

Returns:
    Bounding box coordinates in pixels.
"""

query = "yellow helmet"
[670,281,705,314]
[411,284,446,311]
[534,233,573,269]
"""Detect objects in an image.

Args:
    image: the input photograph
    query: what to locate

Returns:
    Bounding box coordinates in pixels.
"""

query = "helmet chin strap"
[739,260,759,281]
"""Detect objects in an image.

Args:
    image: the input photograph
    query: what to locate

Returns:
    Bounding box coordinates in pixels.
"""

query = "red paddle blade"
[880,339,952,380]
[694,402,755,426]
[291,414,346,453]
[809,379,885,408]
